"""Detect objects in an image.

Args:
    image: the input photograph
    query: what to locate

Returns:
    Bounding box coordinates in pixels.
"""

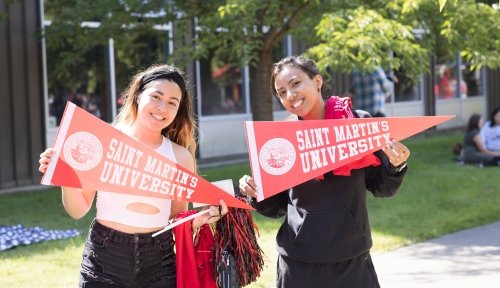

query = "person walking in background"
[349,66,393,117]
[39,63,228,288]
[435,65,453,99]
[435,65,467,99]
[480,107,500,152]
[462,113,500,166]
[238,56,410,288]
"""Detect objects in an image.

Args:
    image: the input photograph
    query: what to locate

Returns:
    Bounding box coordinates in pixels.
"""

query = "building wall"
[197,111,289,159]
[0,0,45,189]
[486,68,500,115]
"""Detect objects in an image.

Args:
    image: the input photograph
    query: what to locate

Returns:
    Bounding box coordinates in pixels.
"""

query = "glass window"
[198,49,246,116]
[114,29,171,113]
[393,69,421,102]
[43,3,173,127]
[462,62,482,97]
[385,52,421,103]
[434,57,468,100]
[46,37,108,127]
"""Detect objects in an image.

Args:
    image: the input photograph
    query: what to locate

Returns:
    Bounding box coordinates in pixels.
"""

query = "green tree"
[43,0,333,120]
[181,0,500,119]
[308,0,500,83]
[43,0,180,96]
[182,0,336,120]
[42,0,500,121]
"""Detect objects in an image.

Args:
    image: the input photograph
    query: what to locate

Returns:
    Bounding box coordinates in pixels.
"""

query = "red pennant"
[245,116,454,201]
[41,102,252,210]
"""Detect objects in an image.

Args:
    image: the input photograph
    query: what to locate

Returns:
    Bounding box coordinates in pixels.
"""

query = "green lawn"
[1,132,500,288]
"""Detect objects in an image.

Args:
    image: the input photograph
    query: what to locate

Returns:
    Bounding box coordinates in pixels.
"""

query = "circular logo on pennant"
[259,138,296,175]
[63,132,103,171]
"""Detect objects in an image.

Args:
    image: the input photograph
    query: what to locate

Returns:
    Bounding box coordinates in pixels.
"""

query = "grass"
[1,132,500,287]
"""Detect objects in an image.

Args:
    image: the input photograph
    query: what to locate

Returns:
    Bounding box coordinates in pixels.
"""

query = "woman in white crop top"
[39,64,228,288]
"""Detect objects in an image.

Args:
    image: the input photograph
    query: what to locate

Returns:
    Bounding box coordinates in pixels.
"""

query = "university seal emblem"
[63,132,103,171]
[259,138,296,175]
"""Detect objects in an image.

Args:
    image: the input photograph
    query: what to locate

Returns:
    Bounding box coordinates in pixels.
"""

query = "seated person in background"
[463,113,500,166]
[480,107,500,152]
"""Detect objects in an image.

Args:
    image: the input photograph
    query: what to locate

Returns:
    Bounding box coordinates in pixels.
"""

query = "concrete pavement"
[372,221,500,287]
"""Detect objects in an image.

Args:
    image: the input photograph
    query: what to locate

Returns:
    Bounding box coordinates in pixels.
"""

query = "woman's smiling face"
[274,65,324,120]
[136,79,182,132]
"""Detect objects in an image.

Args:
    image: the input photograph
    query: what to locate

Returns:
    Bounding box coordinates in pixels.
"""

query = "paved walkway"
[372,221,500,287]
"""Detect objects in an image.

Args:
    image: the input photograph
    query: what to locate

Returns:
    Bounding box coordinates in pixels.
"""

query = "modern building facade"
[1,0,499,190]
[0,1,45,190]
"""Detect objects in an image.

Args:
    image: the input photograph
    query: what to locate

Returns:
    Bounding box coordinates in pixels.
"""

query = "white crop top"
[96,136,175,228]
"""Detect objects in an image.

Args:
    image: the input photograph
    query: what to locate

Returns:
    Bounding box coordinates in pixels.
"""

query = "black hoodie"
[252,150,407,264]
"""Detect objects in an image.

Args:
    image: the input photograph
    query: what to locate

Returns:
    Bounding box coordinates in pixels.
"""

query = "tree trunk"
[249,50,274,121]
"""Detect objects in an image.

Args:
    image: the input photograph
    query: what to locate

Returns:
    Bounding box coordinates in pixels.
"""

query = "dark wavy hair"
[466,114,482,132]
[488,107,500,127]
[114,64,197,158]
[270,55,322,99]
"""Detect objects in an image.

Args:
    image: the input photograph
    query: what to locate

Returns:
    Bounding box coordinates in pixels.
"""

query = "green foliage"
[439,0,447,11]
[191,0,322,67]
[39,0,500,120]
[441,1,500,70]
[307,6,429,80]
[43,0,181,93]
[307,0,500,81]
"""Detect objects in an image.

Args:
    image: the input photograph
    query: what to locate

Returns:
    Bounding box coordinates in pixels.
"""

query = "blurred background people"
[349,66,392,117]
[480,107,500,152]
[435,65,467,99]
[462,113,500,166]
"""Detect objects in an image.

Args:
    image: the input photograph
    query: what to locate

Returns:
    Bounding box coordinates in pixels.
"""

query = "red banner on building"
[245,116,454,201]
[41,102,252,210]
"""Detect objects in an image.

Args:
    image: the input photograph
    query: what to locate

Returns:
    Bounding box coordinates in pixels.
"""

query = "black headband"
[140,71,186,95]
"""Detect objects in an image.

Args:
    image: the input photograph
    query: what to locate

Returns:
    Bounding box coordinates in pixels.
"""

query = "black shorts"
[79,219,176,288]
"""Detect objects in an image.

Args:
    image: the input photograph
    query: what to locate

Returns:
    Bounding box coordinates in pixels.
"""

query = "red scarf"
[173,211,217,288]
[322,96,381,177]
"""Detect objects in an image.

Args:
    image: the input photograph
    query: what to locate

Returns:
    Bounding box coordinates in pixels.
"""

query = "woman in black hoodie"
[239,56,410,288]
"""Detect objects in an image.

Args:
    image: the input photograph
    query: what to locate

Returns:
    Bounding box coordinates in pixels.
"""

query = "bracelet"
[391,161,407,173]
[205,206,223,225]
[205,215,218,225]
